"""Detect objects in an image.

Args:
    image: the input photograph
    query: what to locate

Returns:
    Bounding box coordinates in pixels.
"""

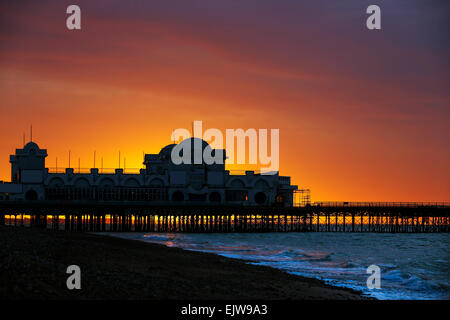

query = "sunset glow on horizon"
[0,1,448,201]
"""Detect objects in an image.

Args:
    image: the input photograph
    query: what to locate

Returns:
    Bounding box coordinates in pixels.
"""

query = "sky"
[0,0,449,201]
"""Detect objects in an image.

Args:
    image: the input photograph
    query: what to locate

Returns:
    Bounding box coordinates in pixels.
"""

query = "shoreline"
[0,226,370,300]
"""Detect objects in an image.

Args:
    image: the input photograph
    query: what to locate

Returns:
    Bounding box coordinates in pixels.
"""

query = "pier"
[1,201,449,233]
[3,141,448,233]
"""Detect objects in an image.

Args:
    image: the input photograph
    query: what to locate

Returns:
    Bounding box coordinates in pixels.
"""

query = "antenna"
[23,133,25,147]
[118,151,121,169]
[30,124,33,142]
[68,150,71,168]
[94,150,96,168]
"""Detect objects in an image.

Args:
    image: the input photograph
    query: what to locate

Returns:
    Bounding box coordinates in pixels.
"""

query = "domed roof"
[23,141,40,152]
[17,141,47,157]
[170,138,213,165]
[178,138,211,159]
[178,137,210,150]
[159,144,176,156]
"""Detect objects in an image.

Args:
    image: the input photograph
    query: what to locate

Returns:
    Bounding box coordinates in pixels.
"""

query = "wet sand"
[0,226,368,299]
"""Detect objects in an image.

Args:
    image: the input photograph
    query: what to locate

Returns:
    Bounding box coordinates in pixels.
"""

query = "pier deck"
[1,200,449,233]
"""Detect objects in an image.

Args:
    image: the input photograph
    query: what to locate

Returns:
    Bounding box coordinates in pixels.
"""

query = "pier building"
[0,138,298,206]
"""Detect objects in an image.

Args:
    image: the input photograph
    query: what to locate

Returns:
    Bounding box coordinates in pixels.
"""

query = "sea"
[107,232,450,300]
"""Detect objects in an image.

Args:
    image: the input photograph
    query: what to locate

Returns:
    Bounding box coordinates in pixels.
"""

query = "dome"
[170,138,213,165]
[159,144,176,156]
[23,141,40,153]
[19,141,47,157]
[178,138,211,158]
[179,137,210,150]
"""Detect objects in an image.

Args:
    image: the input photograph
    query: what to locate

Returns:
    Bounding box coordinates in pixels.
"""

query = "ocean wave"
[129,232,450,300]
[142,234,172,241]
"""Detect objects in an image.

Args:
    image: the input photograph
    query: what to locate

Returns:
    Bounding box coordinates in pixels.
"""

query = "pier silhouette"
[1,200,449,233]
[0,140,448,233]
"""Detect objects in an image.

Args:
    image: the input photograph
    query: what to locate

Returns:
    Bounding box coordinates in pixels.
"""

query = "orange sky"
[0,1,449,201]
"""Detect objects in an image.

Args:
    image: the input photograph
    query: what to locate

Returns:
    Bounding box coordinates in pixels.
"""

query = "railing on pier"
[306,202,450,208]
[47,168,281,176]
[47,168,144,174]
[227,170,262,175]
